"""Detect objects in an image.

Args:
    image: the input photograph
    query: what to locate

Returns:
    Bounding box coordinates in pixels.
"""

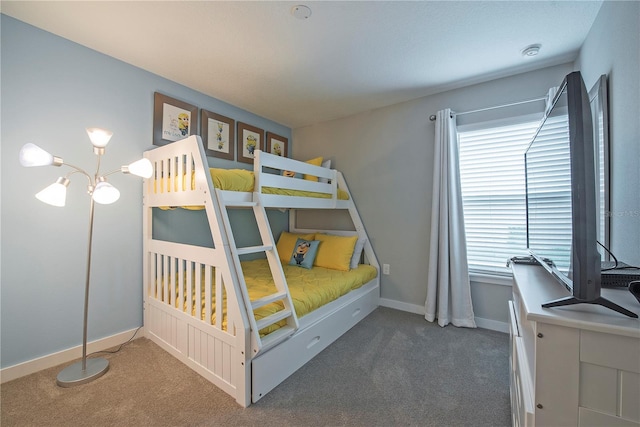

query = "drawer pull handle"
[307,336,321,349]
[352,308,361,317]
[537,333,544,338]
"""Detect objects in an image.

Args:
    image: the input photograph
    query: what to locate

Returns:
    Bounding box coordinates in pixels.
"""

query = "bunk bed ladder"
[215,190,299,356]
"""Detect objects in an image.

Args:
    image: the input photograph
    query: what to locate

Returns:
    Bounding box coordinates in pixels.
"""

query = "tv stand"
[542,295,638,318]
[509,264,640,427]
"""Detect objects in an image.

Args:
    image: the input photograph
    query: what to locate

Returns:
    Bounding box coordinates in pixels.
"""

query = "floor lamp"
[19,128,153,387]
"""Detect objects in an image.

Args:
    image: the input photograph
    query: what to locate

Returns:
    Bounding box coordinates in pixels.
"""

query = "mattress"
[212,167,349,199]
[156,168,349,209]
[173,258,377,336]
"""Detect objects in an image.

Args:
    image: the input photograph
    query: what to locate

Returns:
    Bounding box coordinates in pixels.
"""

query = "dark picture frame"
[153,92,198,146]
[265,132,289,158]
[237,122,264,164]
[201,109,235,160]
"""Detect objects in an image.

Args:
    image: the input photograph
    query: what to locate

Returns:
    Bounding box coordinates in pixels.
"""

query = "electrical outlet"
[383,264,390,275]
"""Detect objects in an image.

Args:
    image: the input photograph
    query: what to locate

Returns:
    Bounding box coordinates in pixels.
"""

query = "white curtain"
[425,109,476,328]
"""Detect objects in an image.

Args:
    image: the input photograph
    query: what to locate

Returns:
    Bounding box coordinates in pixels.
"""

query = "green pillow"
[289,238,320,269]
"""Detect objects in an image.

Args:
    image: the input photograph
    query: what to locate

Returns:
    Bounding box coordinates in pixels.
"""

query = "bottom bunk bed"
[143,135,379,406]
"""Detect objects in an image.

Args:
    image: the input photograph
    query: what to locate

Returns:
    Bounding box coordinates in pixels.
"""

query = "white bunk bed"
[142,135,379,407]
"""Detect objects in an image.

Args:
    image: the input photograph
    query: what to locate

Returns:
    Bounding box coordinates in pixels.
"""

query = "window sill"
[469,271,513,287]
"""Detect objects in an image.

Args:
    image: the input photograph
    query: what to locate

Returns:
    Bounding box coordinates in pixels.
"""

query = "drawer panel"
[514,335,535,425]
[621,371,640,422]
[580,362,618,416]
[535,323,580,426]
[509,300,520,337]
[579,407,640,427]
[581,330,640,373]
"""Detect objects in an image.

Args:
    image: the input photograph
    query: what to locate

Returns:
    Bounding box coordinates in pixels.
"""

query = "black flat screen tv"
[525,71,635,317]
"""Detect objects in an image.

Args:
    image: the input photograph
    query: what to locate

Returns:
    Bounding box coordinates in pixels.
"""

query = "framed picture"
[201,109,235,160]
[237,122,264,164]
[266,132,288,158]
[153,92,198,146]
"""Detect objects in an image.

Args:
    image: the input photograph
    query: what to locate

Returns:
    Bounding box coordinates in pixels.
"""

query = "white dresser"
[509,264,640,427]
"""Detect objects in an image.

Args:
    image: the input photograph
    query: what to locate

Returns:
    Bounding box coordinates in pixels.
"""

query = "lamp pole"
[56,185,109,386]
[82,195,95,370]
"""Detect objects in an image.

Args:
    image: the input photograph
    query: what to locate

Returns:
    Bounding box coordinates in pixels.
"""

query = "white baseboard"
[379,297,425,315]
[0,327,144,384]
[379,298,508,333]
[474,317,509,333]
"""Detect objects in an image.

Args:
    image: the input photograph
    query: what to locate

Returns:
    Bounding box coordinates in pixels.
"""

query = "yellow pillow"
[314,234,358,271]
[276,231,316,262]
[303,156,324,182]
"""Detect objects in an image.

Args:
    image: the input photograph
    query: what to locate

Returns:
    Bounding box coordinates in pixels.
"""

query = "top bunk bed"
[145,134,353,210]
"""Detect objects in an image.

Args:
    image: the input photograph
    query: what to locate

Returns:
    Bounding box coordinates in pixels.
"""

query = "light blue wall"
[0,15,290,368]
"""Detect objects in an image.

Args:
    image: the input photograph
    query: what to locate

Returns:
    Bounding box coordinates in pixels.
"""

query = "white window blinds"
[458,119,541,275]
[522,114,573,272]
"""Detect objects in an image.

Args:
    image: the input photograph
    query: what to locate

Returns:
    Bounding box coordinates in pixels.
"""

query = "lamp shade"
[35,177,70,207]
[124,158,153,179]
[20,143,55,167]
[86,128,113,148]
[92,181,120,204]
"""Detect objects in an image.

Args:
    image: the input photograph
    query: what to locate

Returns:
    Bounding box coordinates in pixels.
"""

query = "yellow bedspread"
[156,168,349,209]
[174,259,377,336]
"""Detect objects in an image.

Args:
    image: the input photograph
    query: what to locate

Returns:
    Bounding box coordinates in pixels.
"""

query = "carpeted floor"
[1,307,511,426]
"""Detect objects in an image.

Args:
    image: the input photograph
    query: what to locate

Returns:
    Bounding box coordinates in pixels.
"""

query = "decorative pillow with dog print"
[288,238,320,269]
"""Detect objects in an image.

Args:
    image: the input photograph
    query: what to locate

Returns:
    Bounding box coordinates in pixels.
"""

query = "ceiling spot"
[291,5,312,20]
[521,44,542,57]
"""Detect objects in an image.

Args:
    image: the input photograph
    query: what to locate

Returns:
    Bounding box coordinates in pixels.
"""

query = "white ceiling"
[2,1,603,128]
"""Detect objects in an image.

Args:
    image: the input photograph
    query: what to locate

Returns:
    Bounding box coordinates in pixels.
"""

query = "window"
[523,114,573,272]
[458,118,541,275]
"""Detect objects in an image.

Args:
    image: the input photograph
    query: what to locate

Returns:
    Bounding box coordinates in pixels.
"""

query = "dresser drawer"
[510,300,535,427]
[579,330,640,423]
[513,334,535,427]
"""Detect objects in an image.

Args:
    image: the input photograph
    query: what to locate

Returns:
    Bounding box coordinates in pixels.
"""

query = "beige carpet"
[1,336,241,426]
[1,307,511,426]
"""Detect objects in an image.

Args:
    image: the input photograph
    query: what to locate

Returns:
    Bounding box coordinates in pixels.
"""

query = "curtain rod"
[429,96,547,121]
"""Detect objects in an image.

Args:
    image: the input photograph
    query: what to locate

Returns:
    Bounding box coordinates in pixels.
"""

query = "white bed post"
[141,159,151,338]
[338,172,379,270]
[190,137,254,407]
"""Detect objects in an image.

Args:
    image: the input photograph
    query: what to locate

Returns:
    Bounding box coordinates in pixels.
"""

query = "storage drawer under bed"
[251,282,379,402]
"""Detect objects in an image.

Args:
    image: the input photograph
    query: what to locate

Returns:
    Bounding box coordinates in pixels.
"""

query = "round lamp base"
[56,357,109,387]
